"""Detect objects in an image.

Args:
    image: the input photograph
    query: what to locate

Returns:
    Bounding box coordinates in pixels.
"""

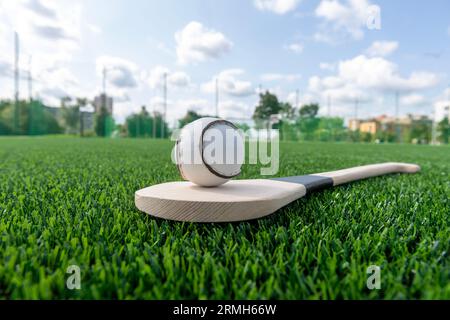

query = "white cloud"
[150,98,213,126]
[39,67,78,87]
[319,62,336,71]
[35,67,82,105]
[113,98,140,124]
[254,0,302,15]
[0,0,88,103]
[315,0,378,40]
[219,100,253,119]
[162,98,252,125]
[23,0,57,19]
[202,69,254,97]
[109,90,131,104]
[32,23,77,42]
[147,66,169,89]
[149,96,168,110]
[87,23,102,35]
[365,41,398,57]
[169,71,190,87]
[96,56,139,89]
[156,42,175,57]
[400,94,426,106]
[284,42,304,54]
[309,77,366,102]
[433,87,450,121]
[261,73,301,82]
[304,55,440,117]
[433,102,450,121]
[147,66,191,89]
[286,91,316,107]
[1,0,82,44]
[313,31,336,44]
[179,99,210,114]
[175,21,233,65]
[0,56,13,77]
[336,55,439,92]
[0,0,82,66]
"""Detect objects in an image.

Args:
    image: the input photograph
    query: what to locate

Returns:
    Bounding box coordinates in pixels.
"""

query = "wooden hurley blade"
[135,162,420,222]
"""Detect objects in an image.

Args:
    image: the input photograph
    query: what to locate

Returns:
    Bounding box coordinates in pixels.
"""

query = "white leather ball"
[175,117,244,187]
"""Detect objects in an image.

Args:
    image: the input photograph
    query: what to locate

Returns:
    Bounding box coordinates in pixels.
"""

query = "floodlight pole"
[395,91,400,143]
[28,55,33,135]
[152,110,156,139]
[102,67,107,95]
[327,95,331,117]
[161,72,167,139]
[354,97,359,120]
[28,55,32,102]
[14,32,20,133]
[215,77,219,117]
[431,106,436,145]
[448,84,450,122]
[293,89,300,139]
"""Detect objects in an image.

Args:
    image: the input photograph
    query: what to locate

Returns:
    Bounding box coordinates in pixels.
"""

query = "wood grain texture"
[135,179,306,222]
[135,162,421,222]
[317,162,420,186]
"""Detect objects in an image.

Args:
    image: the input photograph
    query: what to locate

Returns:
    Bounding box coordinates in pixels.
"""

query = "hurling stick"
[135,162,420,222]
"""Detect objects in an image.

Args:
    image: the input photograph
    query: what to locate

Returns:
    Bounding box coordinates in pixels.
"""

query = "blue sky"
[0,0,449,125]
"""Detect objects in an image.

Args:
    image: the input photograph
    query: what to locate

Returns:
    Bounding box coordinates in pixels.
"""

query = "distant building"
[348,119,360,131]
[44,105,62,119]
[349,117,382,134]
[349,115,431,133]
[81,111,95,132]
[359,120,380,135]
[376,115,396,134]
[349,114,432,143]
[93,94,113,114]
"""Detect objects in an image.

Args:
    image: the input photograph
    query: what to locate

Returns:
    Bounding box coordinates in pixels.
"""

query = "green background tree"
[437,117,449,144]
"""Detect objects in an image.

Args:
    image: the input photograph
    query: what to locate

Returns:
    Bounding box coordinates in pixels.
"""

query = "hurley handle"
[317,162,420,186]
[272,162,421,193]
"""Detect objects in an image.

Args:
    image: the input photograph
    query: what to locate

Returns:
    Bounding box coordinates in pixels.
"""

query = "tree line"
[124,106,169,138]
[251,91,449,144]
[1,98,119,137]
[1,93,448,144]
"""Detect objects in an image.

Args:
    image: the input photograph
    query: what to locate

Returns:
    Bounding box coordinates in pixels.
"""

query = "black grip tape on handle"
[271,175,333,193]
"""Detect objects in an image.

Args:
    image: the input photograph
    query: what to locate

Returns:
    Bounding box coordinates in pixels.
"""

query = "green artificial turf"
[0,137,449,299]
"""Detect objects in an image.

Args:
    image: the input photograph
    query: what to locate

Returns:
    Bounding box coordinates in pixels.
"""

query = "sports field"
[0,137,448,299]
